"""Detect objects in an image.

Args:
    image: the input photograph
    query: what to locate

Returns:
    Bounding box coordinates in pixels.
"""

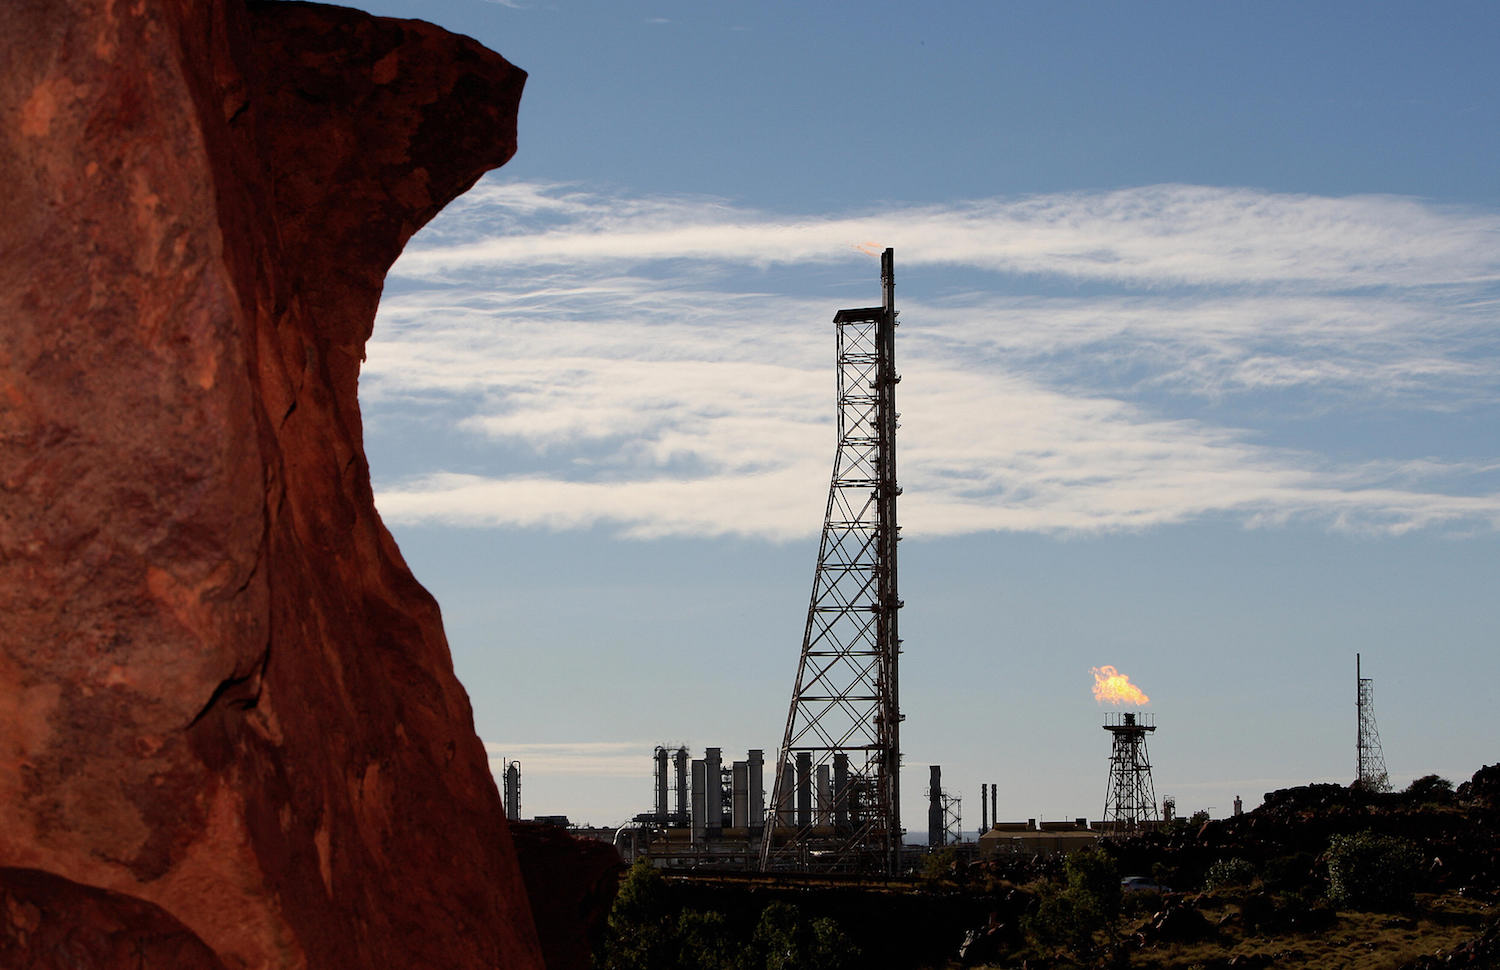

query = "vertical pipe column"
[748,749,765,834]
[795,752,813,828]
[732,761,749,828]
[654,746,669,822]
[816,765,832,826]
[779,762,795,825]
[927,765,943,848]
[705,747,723,838]
[877,247,902,870]
[991,784,997,829]
[691,757,706,842]
[503,761,521,820]
[1356,652,1363,784]
[674,747,689,823]
[833,753,849,829]
[981,783,988,834]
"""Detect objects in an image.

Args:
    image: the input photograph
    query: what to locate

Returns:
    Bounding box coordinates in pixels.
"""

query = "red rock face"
[0,868,228,969]
[0,1,540,967]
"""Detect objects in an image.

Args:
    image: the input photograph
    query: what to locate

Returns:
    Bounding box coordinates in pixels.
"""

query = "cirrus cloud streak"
[367,178,1500,541]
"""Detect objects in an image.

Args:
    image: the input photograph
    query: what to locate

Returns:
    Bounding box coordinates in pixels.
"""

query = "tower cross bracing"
[762,249,902,873]
[1102,712,1158,833]
[1356,653,1390,792]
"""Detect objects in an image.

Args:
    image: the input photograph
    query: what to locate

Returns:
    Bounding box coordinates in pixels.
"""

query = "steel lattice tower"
[940,793,961,847]
[762,249,902,873]
[1356,653,1390,792]
[1102,713,1158,833]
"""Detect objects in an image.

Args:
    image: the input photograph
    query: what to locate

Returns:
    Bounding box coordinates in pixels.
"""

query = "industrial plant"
[512,649,1395,876]
[508,254,1398,884]
[522,254,1169,874]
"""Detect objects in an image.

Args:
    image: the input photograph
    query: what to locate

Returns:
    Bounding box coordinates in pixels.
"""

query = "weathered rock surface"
[0,868,226,969]
[0,1,539,966]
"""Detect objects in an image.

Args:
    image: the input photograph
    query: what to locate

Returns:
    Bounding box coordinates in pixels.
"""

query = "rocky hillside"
[954,765,1500,969]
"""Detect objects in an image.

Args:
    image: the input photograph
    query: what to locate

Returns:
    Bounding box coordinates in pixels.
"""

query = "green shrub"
[1204,857,1257,890]
[1022,848,1122,958]
[750,902,860,970]
[1405,774,1454,804]
[599,860,674,970]
[1026,883,1101,956]
[807,917,859,970]
[1326,831,1425,910]
[1065,847,1122,926]
[921,845,960,884]
[597,865,863,970]
[674,911,736,970]
[1121,888,1163,918]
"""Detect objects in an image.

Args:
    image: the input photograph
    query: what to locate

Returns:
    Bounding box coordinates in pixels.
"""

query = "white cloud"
[366,178,1500,540]
[913,292,1498,405]
[393,182,1500,289]
[485,740,654,777]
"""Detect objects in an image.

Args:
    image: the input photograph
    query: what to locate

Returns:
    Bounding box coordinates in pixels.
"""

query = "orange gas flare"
[1091,665,1150,706]
[854,240,884,257]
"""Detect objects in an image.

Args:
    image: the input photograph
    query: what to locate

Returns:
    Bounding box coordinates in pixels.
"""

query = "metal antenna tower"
[1102,713,1158,832]
[762,248,902,873]
[1355,653,1390,792]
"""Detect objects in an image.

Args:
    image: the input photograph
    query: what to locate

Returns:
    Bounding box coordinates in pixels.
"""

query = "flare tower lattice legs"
[1355,653,1390,792]
[1102,713,1158,833]
[761,249,903,873]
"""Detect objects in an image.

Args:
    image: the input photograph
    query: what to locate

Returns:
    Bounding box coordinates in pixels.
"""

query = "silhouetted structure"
[924,766,961,848]
[1102,712,1158,832]
[503,760,521,819]
[764,249,903,873]
[1356,653,1391,792]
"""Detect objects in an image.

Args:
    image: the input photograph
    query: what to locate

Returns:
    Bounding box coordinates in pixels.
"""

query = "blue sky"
[353,1,1500,830]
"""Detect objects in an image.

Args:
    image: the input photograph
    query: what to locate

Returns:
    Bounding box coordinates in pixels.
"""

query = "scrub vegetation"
[593,767,1500,969]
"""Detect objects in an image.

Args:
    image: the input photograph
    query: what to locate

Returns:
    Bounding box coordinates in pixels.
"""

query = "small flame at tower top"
[1092,665,1150,706]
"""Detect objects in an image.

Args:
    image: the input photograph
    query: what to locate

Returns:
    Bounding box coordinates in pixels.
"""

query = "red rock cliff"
[0,1,540,966]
